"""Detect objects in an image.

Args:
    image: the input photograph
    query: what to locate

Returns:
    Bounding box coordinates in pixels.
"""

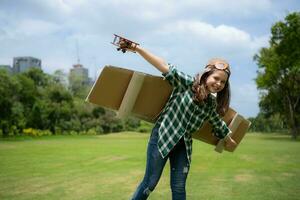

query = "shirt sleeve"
[162,64,194,89]
[208,106,232,139]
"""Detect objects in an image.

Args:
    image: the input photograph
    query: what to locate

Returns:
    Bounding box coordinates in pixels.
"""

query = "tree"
[0,67,140,136]
[248,113,287,133]
[254,12,300,139]
[23,67,50,87]
[53,70,68,86]
[0,70,18,136]
[44,83,74,134]
[0,70,28,135]
[18,68,49,130]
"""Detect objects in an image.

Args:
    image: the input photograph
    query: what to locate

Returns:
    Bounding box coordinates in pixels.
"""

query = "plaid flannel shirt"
[155,64,231,164]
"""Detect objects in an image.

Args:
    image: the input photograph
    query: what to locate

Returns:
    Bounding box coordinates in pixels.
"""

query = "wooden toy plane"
[86,66,251,153]
[111,34,139,53]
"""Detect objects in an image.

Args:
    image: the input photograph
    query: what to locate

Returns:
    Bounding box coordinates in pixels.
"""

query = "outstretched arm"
[135,46,169,74]
[117,39,169,74]
[116,36,169,73]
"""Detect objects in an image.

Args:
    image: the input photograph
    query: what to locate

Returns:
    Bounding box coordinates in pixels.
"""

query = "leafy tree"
[254,12,300,139]
[18,68,49,130]
[28,99,49,129]
[0,70,21,136]
[100,109,124,133]
[23,67,50,87]
[53,69,68,86]
[248,113,288,133]
[11,102,26,134]
[44,84,74,134]
[0,67,144,136]
[15,74,37,110]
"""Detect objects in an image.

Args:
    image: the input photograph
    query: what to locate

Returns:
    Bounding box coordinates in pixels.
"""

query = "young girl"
[118,41,237,200]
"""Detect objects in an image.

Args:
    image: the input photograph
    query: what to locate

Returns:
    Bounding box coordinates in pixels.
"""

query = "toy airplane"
[111,34,140,53]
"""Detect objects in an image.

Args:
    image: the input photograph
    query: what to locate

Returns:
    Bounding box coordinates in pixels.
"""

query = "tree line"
[0,68,152,137]
[249,12,300,139]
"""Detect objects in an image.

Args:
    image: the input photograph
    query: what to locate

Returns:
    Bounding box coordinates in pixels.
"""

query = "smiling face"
[205,70,229,94]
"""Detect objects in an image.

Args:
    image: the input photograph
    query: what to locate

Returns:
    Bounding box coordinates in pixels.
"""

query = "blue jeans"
[131,126,190,200]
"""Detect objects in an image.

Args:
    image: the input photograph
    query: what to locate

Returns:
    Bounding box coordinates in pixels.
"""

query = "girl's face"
[205,70,228,93]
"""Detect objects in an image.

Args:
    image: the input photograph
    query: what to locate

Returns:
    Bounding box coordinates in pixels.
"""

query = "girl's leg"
[169,138,190,200]
[131,127,168,200]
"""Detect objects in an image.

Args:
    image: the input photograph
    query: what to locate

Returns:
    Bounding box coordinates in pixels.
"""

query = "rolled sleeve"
[209,109,232,139]
[162,64,194,89]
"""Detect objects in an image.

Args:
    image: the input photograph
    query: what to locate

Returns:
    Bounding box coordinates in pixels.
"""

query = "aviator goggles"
[205,62,231,75]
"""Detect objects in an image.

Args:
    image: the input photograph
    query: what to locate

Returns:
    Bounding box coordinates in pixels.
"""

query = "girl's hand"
[114,35,168,73]
[118,39,138,53]
[224,136,237,150]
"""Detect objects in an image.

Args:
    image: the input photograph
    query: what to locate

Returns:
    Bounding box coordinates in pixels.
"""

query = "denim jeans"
[131,126,190,200]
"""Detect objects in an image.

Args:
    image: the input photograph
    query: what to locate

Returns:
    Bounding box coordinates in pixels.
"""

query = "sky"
[0,0,299,118]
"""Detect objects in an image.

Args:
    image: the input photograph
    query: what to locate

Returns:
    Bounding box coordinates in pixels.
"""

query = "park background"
[0,1,299,199]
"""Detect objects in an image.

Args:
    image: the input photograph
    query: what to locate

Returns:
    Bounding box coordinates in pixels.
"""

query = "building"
[0,65,13,74]
[69,63,92,85]
[13,56,42,73]
[70,64,89,81]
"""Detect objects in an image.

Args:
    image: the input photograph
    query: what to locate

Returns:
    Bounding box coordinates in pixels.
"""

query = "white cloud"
[14,19,61,37]
[160,20,251,44]
[182,0,271,15]
[30,0,85,16]
[82,0,272,20]
[154,20,268,58]
[82,0,272,19]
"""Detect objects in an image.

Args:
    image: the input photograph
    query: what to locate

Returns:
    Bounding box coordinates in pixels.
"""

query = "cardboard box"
[86,65,251,152]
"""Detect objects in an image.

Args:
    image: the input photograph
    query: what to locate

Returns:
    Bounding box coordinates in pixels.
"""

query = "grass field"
[0,132,299,200]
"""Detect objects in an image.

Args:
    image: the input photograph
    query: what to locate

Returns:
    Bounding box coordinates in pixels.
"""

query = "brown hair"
[192,59,231,116]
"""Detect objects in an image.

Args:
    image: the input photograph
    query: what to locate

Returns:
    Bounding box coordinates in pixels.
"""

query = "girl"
[118,41,237,200]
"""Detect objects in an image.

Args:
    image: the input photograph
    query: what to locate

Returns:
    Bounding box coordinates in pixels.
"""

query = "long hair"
[192,68,231,116]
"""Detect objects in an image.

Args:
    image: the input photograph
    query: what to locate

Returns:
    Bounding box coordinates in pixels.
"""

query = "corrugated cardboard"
[86,65,251,152]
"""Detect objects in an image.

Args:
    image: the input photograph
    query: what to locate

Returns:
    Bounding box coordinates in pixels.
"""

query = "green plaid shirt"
[155,64,231,164]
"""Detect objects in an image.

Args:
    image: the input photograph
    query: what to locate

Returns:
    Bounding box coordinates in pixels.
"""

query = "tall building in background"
[13,56,42,73]
[69,63,92,85]
[68,41,93,89]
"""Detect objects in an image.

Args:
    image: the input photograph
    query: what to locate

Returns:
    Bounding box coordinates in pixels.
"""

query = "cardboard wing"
[86,65,251,152]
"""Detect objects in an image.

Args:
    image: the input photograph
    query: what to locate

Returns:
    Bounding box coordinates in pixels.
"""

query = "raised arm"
[115,36,169,73]
[135,45,169,74]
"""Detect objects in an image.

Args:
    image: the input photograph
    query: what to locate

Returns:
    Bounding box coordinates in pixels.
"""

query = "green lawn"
[0,133,299,200]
